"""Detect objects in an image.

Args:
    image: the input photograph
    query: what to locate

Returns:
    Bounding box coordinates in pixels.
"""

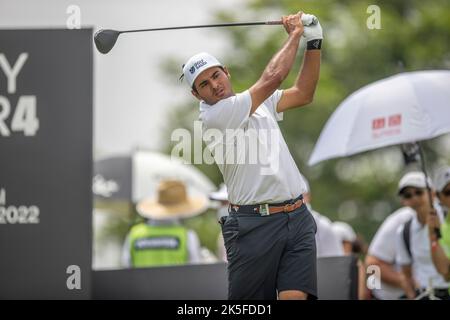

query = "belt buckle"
[259,204,270,216]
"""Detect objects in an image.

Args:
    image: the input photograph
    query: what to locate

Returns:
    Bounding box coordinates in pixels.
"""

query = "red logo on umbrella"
[371,114,402,139]
[372,114,402,130]
[372,118,385,130]
[388,114,402,127]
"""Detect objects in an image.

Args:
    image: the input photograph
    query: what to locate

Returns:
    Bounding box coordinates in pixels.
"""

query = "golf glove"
[302,14,323,50]
[301,14,317,27]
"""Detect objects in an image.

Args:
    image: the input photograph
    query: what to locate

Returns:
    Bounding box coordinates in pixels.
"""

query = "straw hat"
[136,180,208,220]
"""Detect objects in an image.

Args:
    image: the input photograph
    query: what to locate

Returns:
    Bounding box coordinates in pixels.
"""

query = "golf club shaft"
[120,21,282,34]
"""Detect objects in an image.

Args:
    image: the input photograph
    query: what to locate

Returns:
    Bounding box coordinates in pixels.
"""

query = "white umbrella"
[308,70,450,241]
[93,150,215,202]
[308,70,450,166]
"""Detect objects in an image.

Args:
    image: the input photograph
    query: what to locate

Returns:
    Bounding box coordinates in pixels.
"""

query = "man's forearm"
[366,256,404,287]
[293,49,321,101]
[249,13,305,114]
[261,32,301,85]
[275,47,321,112]
[400,266,417,299]
[377,262,405,287]
[431,241,450,280]
[402,275,417,299]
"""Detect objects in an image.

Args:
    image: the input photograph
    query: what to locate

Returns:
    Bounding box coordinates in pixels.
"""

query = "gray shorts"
[220,203,317,300]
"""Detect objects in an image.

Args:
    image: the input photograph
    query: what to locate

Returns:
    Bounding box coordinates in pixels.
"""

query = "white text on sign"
[0,53,39,136]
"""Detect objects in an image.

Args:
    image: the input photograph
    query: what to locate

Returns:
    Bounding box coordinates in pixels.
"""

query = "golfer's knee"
[278,290,308,300]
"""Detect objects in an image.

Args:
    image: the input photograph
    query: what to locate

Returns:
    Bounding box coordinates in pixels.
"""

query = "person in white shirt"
[332,221,369,300]
[427,166,450,281]
[302,177,344,258]
[395,172,450,299]
[181,12,322,300]
[365,172,418,299]
[313,213,345,257]
[331,221,357,255]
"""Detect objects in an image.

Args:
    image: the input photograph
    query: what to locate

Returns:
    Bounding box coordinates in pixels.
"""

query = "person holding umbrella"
[427,166,450,281]
[122,179,207,268]
[394,172,450,299]
[181,11,322,299]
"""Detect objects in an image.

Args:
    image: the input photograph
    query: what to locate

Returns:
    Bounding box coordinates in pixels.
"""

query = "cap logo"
[190,59,208,74]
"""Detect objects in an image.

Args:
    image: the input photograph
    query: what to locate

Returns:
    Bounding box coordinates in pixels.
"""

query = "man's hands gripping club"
[249,11,322,115]
[282,12,304,36]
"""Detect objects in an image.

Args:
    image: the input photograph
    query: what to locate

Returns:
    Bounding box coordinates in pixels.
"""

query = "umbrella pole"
[417,142,441,239]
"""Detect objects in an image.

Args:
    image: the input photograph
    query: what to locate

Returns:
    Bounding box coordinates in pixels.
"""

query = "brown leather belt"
[230,196,304,216]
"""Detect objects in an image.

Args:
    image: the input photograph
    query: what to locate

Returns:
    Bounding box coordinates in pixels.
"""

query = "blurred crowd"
[120,166,450,300]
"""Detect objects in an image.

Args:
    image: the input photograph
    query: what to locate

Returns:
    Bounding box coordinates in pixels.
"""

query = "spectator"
[427,166,450,281]
[122,180,207,268]
[331,221,357,255]
[395,172,450,299]
[366,207,417,299]
[365,172,418,299]
[302,178,344,258]
[332,221,369,299]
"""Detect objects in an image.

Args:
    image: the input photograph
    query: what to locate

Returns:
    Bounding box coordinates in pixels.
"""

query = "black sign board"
[0,29,92,299]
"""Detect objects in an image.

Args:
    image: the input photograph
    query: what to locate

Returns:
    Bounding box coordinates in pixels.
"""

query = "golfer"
[181,12,322,300]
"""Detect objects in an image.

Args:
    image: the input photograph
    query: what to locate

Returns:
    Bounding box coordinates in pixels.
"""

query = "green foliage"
[161,0,450,247]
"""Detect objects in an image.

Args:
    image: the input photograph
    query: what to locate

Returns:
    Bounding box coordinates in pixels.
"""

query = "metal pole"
[418,142,441,239]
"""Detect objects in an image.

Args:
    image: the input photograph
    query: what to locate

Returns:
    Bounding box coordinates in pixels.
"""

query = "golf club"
[94,16,317,54]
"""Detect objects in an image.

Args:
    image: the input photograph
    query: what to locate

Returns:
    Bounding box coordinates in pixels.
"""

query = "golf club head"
[94,29,120,54]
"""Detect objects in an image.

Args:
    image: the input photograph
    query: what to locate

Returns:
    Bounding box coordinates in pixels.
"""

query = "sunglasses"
[401,189,425,199]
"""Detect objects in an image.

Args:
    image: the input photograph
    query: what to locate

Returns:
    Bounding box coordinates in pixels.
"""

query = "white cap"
[434,166,450,192]
[182,52,223,88]
[398,171,433,194]
[332,221,356,243]
[209,183,228,201]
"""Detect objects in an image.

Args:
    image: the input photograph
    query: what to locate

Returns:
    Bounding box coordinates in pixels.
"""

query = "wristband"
[307,39,322,50]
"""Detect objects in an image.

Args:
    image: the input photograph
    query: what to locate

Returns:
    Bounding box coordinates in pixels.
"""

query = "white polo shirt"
[311,209,345,258]
[395,210,450,289]
[368,206,415,299]
[199,90,307,205]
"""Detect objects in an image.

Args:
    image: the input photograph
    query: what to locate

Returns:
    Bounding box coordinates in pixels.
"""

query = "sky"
[0,0,240,157]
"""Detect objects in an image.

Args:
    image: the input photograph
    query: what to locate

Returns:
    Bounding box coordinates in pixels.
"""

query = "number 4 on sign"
[11,96,39,136]
[0,95,39,136]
